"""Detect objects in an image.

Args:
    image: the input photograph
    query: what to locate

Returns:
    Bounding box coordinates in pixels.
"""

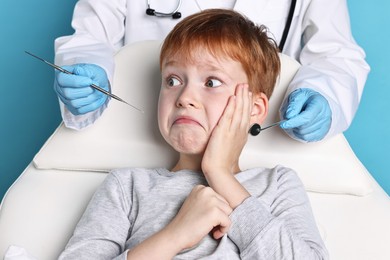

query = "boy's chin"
[168,133,209,155]
[173,145,206,156]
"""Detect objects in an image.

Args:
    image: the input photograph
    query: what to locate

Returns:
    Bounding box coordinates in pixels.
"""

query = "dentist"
[54,0,369,142]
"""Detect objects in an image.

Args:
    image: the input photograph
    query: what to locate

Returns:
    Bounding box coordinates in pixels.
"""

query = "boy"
[59,9,328,260]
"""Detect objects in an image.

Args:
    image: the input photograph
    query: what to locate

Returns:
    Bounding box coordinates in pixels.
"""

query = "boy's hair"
[160,9,281,98]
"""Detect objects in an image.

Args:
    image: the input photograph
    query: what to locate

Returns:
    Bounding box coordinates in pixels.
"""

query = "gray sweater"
[59,166,328,260]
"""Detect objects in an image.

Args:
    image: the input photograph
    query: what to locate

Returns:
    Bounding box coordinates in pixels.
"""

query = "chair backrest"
[33,41,372,196]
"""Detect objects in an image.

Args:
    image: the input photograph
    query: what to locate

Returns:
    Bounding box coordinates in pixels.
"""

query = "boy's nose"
[176,85,198,108]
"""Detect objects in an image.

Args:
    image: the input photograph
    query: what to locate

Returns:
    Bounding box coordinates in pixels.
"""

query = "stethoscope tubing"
[147,0,182,17]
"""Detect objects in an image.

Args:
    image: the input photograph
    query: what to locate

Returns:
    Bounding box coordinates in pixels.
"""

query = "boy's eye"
[205,79,222,88]
[167,77,181,87]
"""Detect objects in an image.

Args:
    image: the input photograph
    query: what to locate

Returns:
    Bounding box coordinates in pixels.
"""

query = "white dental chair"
[0,41,389,260]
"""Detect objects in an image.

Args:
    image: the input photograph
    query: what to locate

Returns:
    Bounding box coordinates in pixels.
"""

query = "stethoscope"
[146,0,182,19]
[145,0,297,51]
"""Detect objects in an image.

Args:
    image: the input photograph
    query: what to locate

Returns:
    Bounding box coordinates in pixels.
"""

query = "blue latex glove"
[279,88,332,142]
[54,64,109,115]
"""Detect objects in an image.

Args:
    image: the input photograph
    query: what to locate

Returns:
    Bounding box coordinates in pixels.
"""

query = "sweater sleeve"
[58,172,131,260]
[227,167,328,259]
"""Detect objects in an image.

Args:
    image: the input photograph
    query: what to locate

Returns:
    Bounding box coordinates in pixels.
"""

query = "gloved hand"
[279,88,332,142]
[54,63,109,115]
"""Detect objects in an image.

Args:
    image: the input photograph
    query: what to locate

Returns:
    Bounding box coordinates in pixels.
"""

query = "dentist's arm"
[54,0,127,129]
[281,0,369,141]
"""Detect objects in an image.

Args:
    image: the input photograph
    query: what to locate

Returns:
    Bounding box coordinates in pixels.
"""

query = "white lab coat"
[55,0,370,139]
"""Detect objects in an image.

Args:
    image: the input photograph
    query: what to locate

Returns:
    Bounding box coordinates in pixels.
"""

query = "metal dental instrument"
[25,51,143,113]
[249,120,286,136]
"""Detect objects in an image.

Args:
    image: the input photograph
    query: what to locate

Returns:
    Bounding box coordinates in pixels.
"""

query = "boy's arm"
[201,85,327,259]
[204,169,249,209]
[59,172,181,260]
[202,84,251,208]
[127,185,232,259]
[204,171,328,258]
[228,167,328,260]
[54,0,126,130]
[59,173,132,260]
[125,228,182,260]
[60,172,232,259]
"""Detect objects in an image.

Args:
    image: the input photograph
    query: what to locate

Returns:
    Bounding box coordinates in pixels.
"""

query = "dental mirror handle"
[25,51,143,113]
[249,120,286,136]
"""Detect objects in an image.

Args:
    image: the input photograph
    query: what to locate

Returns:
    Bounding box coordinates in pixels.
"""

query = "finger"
[193,184,206,191]
[61,86,95,100]
[76,97,107,114]
[231,84,243,128]
[302,95,324,115]
[72,64,105,80]
[212,228,227,240]
[280,112,310,129]
[206,189,233,215]
[232,84,251,132]
[281,95,325,129]
[216,199,233,216]
[296,116,330,135]
[56,92,72,107]
[293,129,325,142]
[217,95,236,128]
[284,89,310,119]
[57,73,94,89]
[62,65,91,77]
[241,85,252,130]
[68,92,106,109]
[213,215,231,239]
[292,118,331,142]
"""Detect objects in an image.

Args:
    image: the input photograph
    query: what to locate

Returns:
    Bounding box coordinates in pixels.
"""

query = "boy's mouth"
[173,116,202,127]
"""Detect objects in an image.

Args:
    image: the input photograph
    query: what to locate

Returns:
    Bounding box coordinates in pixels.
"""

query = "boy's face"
[158,48,248,155]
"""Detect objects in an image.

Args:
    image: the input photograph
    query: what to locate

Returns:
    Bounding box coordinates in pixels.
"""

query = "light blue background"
[0,0,389,201]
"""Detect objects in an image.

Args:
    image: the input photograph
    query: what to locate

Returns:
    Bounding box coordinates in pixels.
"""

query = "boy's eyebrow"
[200,63,223,72]
[163,60,179,67]
[163,59,225,73]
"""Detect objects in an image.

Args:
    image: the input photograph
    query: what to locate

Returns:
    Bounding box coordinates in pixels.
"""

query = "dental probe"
[249,120,287,136]
[25,51,143,113]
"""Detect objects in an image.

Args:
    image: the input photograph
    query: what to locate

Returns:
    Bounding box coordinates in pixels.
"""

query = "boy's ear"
[251,92,269,125]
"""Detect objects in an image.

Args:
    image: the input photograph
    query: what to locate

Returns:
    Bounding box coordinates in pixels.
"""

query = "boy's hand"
[201,84,252,209]
[202,83,252,176]
[165,185,233,250]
